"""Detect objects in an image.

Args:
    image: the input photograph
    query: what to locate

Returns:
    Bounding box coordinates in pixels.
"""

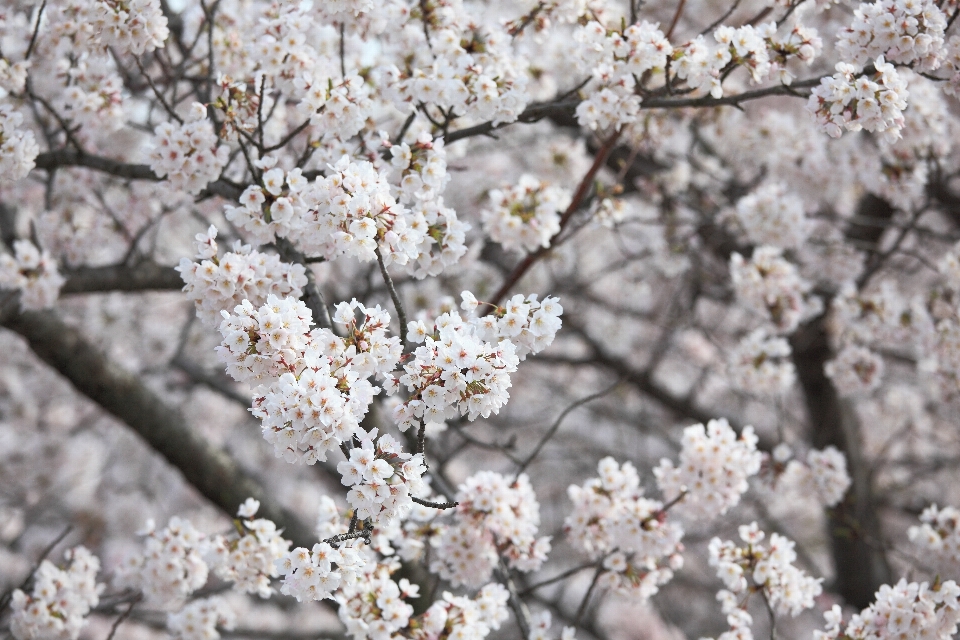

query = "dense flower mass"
[430,471,550,587]
[8,547,101,640]
[8,0,960,638]
[654,419,762,520]
[565,457,684,601]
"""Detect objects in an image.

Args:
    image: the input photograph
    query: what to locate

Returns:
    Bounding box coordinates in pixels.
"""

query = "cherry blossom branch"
[0,524,72,613]
[484,131,621,310]
[33,149,244,200]
[0,299,317,549]
[411,496,458,509]
[105,593,142,640]
[60,260,183,294]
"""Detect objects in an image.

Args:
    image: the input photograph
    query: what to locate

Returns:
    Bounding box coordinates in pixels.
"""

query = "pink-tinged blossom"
[149,103,230,195]
[483,175,571,253]
[654,419,762,520]
[807,57,909,142]
[814,579,960,640]
[177,225,307,327]
[430,471,550,588]
[565,457,684,602]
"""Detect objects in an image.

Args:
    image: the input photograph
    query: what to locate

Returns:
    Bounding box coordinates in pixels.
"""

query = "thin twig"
[105,593,142,640]
[24,0,46,61]
[512,379,622,481]
[0,525,73,612]
[375,245,409,351]
[411,496,458,509]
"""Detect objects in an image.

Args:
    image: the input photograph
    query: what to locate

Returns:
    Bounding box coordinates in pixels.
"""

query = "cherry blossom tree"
[3,0,960,639]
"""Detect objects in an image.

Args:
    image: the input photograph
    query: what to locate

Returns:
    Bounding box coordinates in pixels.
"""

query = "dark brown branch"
[60,260,183,294]
[0,300,316,549]
[33,149,243,201]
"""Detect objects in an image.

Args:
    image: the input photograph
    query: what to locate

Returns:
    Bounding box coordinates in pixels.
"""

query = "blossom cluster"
[275,541,366,602]
[565,458,684,602]
[149,103,230,195]
[825,344,885,396]
[431,471,551,588]
[483,175,571,253]
[115,517,209,606]
[216,296,401,464]
[0,104,38,181]
[381,132,469,278]
[390,309,521,433]
[337,430,427,526]
[461,292,564,360]
[379,21,529,126]
[807,57,909,142]
[415,584,511,640]
[204,498,291,598]
[177,225,307,326]
[730,183,811,250]
[814,579,960,640]
[706,523,822,639]
[337,561,418,640]
[727,329,796,396]
[167,597,236,640]
[730,246,819,334]
[764,444,851,508]
[529,612,577,640]
[56,0,170,55]
[654,418,762,520]
[0,240,65,311]
[836,0,946,72]
[572,21,672,130]
[8,547,102,640]
[909,503,960,568]
[296,73,372,142]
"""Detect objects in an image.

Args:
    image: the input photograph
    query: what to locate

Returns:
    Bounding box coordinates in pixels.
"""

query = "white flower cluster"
[167,597,235,640]
[233,156,428,268]
[296,73,372,141]
[799,446,852,507]
[390,308,522,433]
[825,344,885,396]
[382,132,469,278]
[565,458,684,602]
[380,26,529,126]
[49,0,168,55]
[529,611,577,640]
[940,36,960,98]
[654,418,762,520]
[383,131,450,204]
[53,63,125,133]
[483,175,571,253]
[572,21,672,130]
[807,57,909,142]
[0,104,38,181]
[707,523,822,639]
[730,246,818,334]
[8,547,102,640]
[205,499,291,598]
[275,541,366,602]
[415,584,511,640]
[0,240,65,311]
[814,579,960,640]
[831,281,929,348]
[731,183,811,249]
[770,445,851,508]
[116,517,208,606]
[431,471,551,588]
[338,430,427,526]
[149,103,230,195]
[337,562,418,640]
[177,225,308,327]
[727,329,796,396]
[909,504,960,567]
[461,292,564,361]
[836,0,946,72]
[216,296,401,464]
